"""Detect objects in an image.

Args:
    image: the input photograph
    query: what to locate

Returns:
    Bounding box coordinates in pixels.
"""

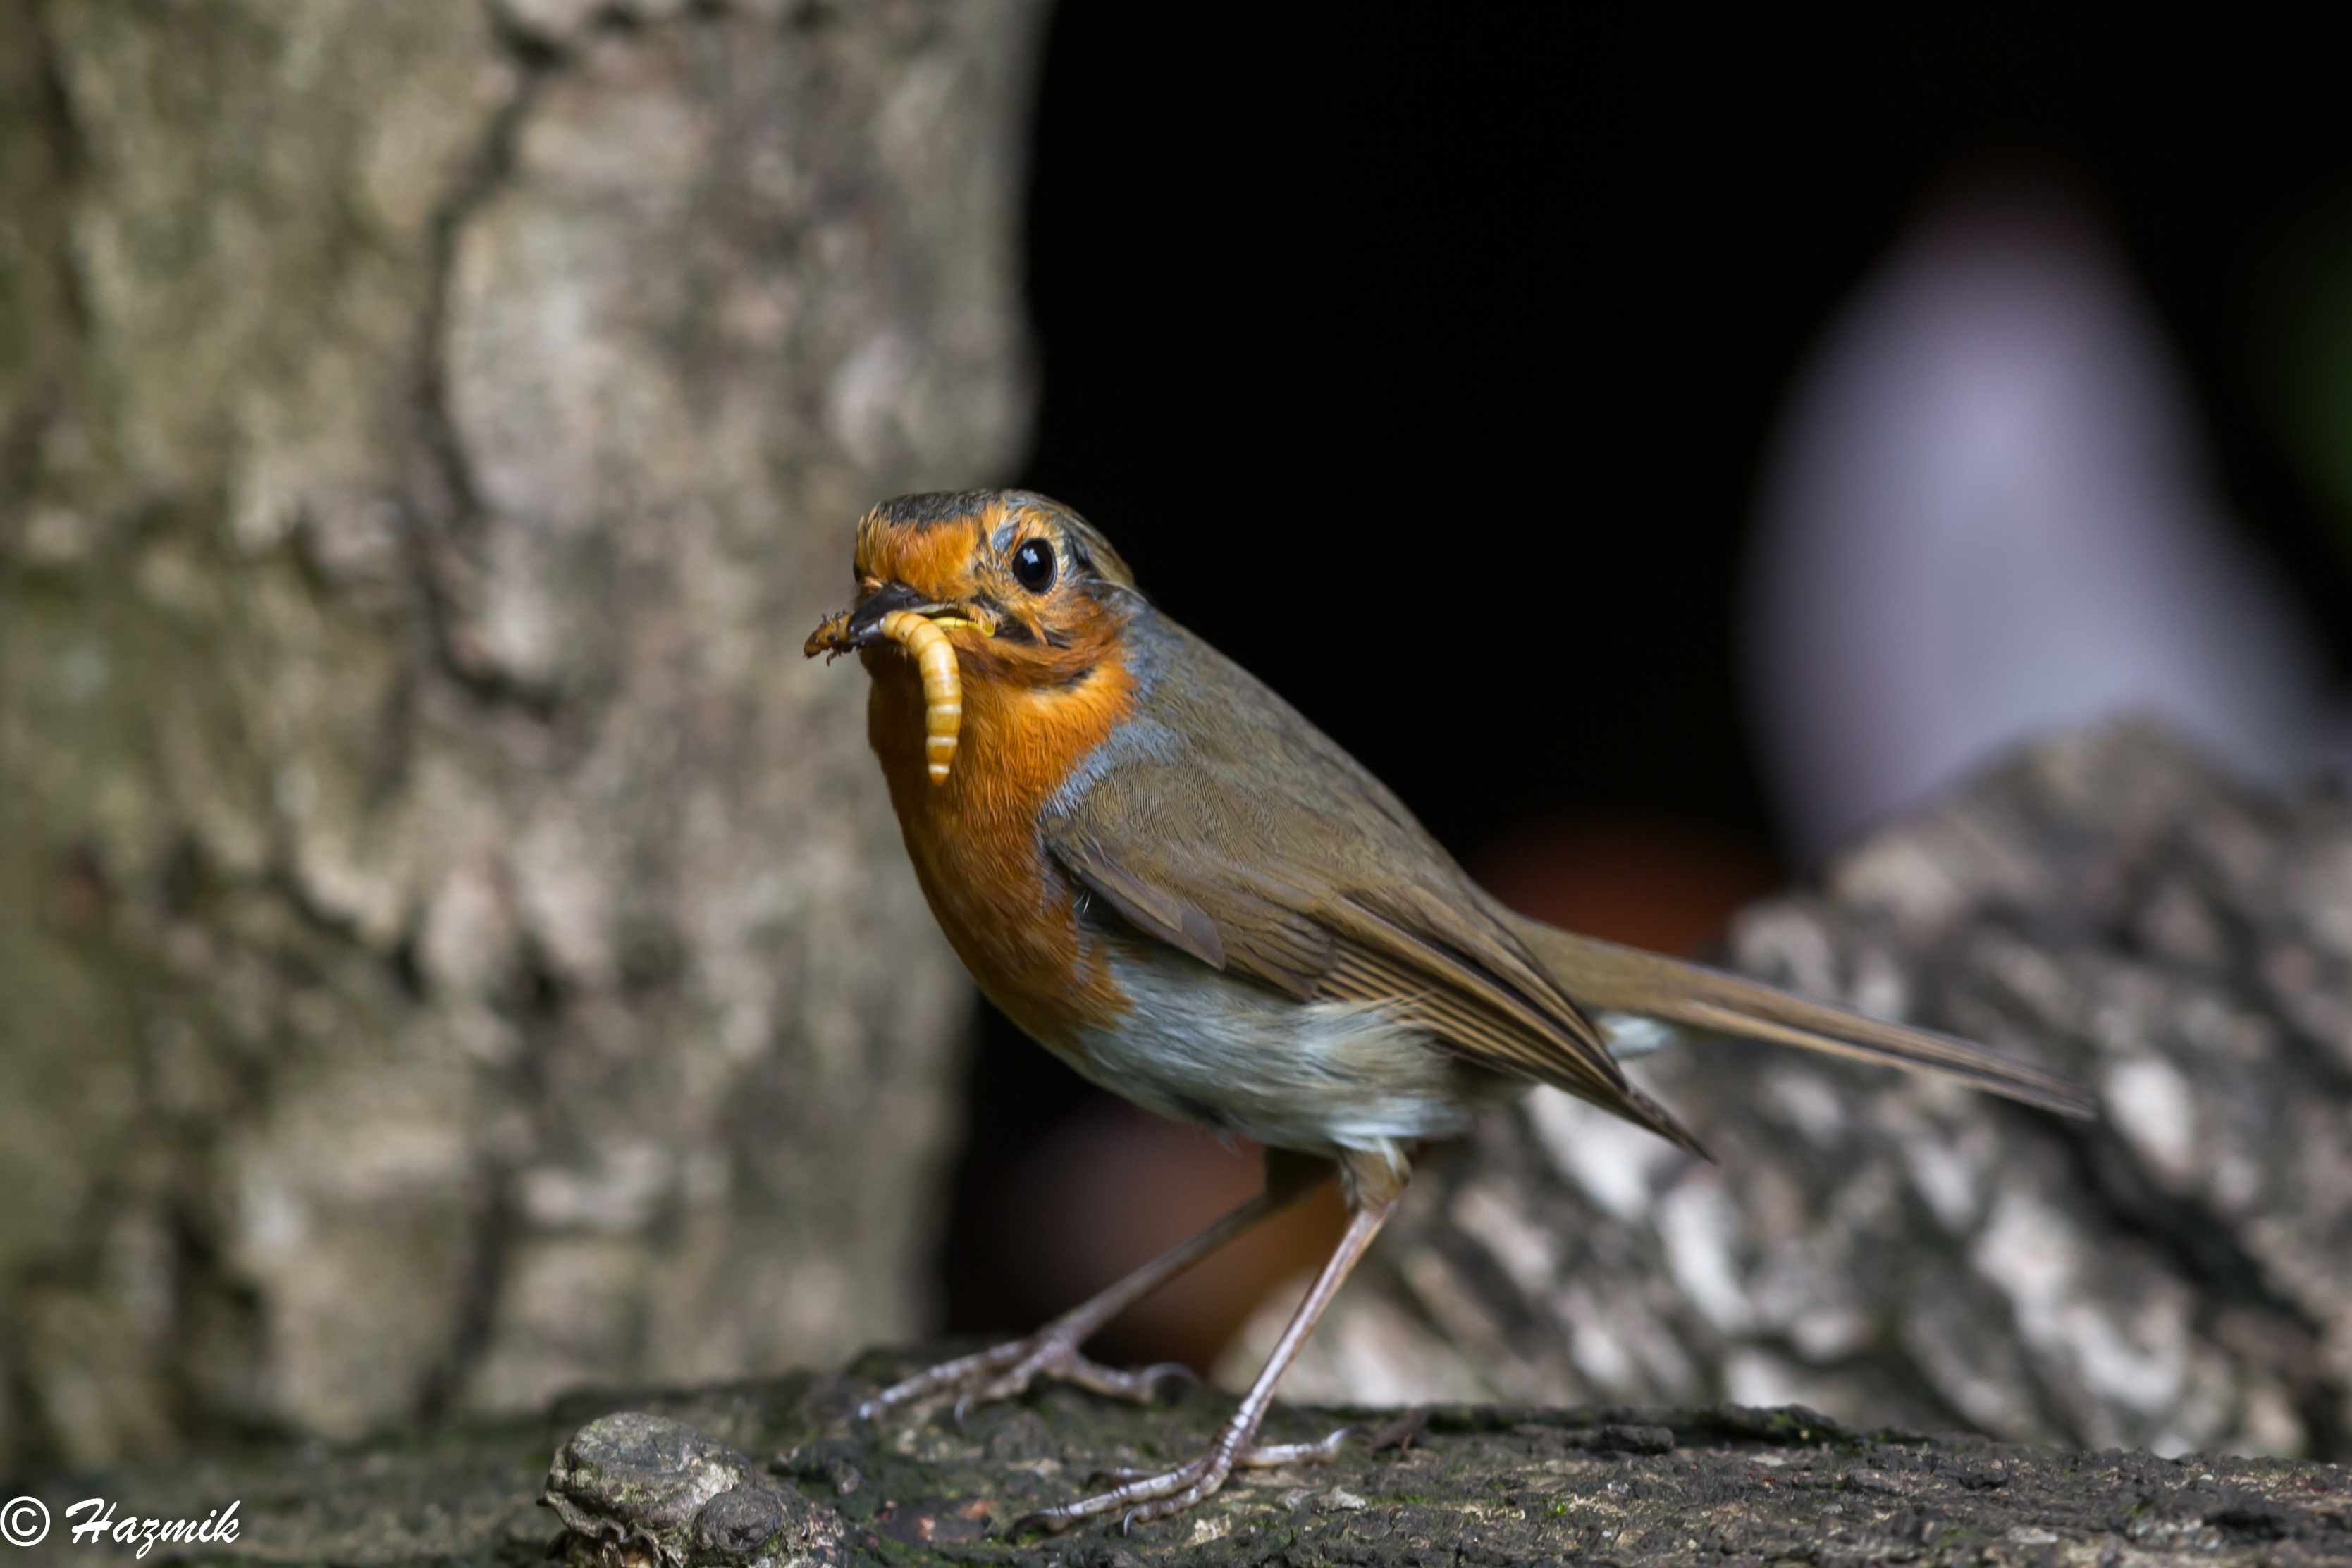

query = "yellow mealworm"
[876,609,961,784]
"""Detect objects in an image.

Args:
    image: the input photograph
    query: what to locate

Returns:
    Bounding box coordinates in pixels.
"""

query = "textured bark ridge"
[1231,724,2352,1464]
[0,0,1040,1471]
[11,1359,2351,1566]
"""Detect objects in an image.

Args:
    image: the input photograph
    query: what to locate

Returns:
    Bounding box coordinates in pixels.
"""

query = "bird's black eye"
[1011,537,1057,592]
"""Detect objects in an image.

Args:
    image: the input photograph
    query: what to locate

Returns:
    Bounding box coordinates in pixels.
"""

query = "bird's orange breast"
[866,639,1138,1054]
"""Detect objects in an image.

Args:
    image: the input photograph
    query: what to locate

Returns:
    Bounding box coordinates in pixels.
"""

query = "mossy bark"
[0,0,1040,1471]
[12,1353,2351,1565]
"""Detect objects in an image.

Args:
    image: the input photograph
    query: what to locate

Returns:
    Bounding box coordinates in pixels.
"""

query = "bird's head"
[805,488,1140,687]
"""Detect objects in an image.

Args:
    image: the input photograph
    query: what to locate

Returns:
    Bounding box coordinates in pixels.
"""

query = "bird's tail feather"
[1510,917,2096,1121]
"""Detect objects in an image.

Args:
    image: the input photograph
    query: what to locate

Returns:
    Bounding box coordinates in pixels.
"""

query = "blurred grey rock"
[1231,722,2352,1459]
[0,0,1041,1469]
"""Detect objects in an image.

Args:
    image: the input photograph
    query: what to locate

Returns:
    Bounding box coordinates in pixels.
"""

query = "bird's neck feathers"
[866,632,1137,820]
[863,610,1144,1047]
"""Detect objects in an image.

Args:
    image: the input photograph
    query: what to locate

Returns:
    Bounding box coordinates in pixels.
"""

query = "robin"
[805,488,2092,1531]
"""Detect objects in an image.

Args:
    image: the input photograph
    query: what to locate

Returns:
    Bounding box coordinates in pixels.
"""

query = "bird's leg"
[858,1149,1331,1421]
[1017,1168,1399,1534]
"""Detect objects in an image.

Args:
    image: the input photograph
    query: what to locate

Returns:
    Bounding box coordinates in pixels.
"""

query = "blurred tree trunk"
[0,0,1040,1470]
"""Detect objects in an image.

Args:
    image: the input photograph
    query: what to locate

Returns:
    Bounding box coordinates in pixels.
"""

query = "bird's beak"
[842,581,951,646]
[803,581,991,659]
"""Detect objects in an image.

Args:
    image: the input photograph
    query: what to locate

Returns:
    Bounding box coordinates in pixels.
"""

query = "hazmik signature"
[0,1496,241,1556]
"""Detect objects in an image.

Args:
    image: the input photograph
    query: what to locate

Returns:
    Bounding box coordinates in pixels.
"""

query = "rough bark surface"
[0,0,1040,1471]
[11,1357,2351,1565]
[1226,724,2352,1465]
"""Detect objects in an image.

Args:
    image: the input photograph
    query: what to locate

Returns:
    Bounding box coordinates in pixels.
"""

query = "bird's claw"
[858,1335,1192,1425]
[855,1340,1026,1421]
[1014,1447,1231,1535]
[1233,1425,1364,1467]
[1071,1359,1197,1400]
[1029,1426,1364,1533]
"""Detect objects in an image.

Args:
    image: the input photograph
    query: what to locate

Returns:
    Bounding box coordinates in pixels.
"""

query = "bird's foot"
[1021,1424,1361,1533]
[856,1329,1194,1424]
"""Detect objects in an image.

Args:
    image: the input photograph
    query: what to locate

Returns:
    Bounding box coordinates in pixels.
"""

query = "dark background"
[944,5,2352,1340]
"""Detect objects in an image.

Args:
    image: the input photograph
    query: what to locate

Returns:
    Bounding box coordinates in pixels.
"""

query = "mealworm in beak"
[876,610,961,784]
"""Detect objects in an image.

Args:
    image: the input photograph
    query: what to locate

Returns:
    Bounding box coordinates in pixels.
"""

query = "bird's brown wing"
[1040,618,1708,1156]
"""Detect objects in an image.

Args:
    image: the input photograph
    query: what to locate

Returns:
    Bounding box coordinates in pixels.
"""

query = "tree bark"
[11,1360,2350,1565]
[0,0,1040,1470]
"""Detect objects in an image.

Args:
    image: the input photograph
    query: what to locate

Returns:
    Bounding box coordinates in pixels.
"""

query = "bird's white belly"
[1068,944,1503,1159]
